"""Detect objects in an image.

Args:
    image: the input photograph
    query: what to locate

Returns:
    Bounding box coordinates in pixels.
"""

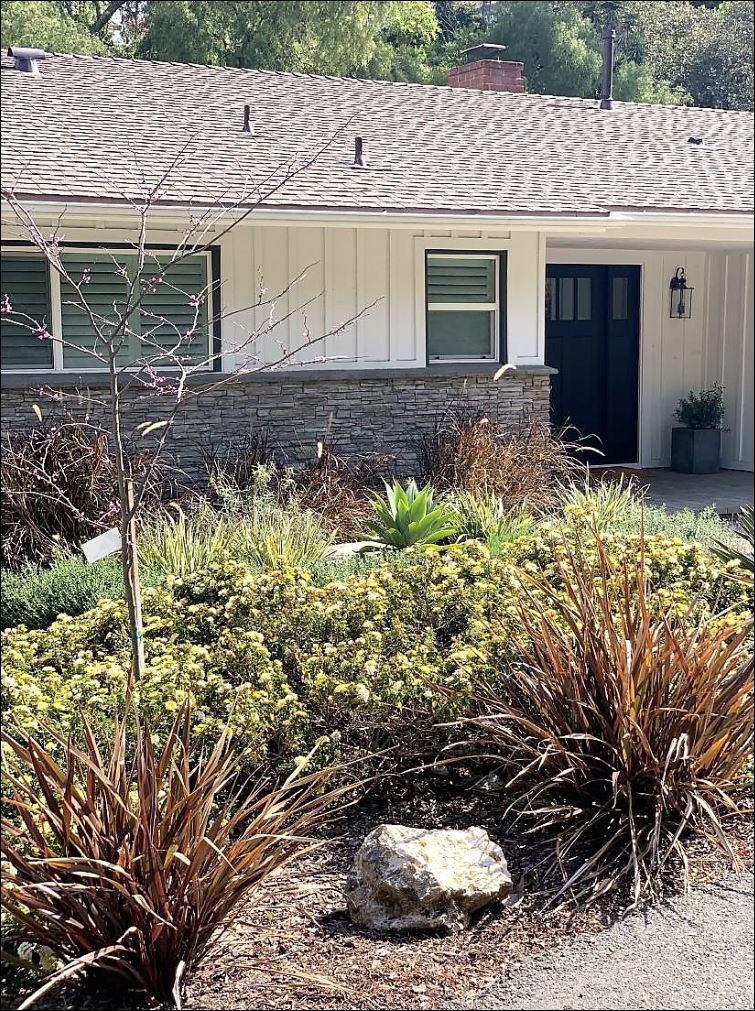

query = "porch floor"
[635,468,753,515]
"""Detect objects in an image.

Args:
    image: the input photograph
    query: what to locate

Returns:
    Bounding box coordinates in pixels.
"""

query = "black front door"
[545,264,640,465]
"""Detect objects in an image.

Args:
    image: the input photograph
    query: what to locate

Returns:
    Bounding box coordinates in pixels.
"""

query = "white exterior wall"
[219,224,544,370]
[2,208,751,471]
[547,245,754,471]
[704,250,754,471]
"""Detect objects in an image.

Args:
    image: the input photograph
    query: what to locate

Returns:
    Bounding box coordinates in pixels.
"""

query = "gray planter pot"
[670,427,721,474]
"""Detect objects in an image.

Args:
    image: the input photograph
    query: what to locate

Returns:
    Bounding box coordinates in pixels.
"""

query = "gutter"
[1,199,753,234]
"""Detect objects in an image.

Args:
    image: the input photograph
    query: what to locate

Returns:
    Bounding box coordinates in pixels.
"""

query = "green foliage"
[0,1,107,53]
[446,490,533,552]
[488,1,602,98]
[554,478,740,549]
[466,532,754,907]
[674,384,726,429]
[1,706,339,1006]
[3,531,749,772]
[140,1,439,80]
[367,479,458,547]
[1,0,750,109]
[557,476,639,532]
[139,484,334,577]
[713,506,755,577]
[687,0,754,109]
[0,555,125,631]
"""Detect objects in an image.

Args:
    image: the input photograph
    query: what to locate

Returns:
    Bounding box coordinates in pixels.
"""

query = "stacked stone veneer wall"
[1,369,552,481]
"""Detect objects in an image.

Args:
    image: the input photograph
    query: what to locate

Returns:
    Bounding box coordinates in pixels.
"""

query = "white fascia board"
[2,198,753,234]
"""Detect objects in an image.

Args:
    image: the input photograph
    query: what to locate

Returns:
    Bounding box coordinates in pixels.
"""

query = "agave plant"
[713,506,754,579]
[1,707,341,1008]
[366,479,458,548]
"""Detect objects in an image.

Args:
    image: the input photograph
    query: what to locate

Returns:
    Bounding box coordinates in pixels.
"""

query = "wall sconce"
[669,267,693,319]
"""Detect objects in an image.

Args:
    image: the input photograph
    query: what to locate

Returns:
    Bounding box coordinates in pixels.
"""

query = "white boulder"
[346,824,512,933]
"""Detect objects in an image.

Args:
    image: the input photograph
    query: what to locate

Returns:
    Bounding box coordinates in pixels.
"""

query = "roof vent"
[242,104,253,134]
[688,136,704,145]
[599,27,616,110]
[7,46,49,74]
[353,136,367,168]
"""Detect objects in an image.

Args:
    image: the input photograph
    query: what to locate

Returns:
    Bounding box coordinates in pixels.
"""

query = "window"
[426,254,501,361]
[1,249,213,372]
[0,255,53,370]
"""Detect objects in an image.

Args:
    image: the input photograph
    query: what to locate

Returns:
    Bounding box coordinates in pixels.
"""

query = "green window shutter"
[426,257,496,304]
[60,254,136,370]
[1,255,53,369]
[140,256,210,365]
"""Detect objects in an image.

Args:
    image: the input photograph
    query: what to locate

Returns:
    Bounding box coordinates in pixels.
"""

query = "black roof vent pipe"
[7,47,49,74]
[599,27,616,110]
[242,104,253,133]
[353,136,367,168]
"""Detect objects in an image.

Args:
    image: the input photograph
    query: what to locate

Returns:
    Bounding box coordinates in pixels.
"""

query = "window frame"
[424,250,507,364]
[0,242,220,374]
[0,249,55,371]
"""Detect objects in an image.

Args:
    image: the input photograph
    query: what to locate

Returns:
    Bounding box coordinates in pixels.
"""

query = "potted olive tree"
[671,384,725,474]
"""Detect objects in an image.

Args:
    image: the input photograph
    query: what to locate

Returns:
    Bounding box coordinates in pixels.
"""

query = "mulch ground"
[5,769,753,1011]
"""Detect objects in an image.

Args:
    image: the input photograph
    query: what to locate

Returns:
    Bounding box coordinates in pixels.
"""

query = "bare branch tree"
[1,139,375,683]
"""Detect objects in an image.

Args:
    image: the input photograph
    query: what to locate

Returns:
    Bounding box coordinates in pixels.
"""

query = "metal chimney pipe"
[242,104,253,133]
[353,136,366,168]
[599,27,616,110]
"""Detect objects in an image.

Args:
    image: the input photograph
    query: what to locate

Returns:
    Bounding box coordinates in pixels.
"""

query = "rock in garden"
[346,824,512,933]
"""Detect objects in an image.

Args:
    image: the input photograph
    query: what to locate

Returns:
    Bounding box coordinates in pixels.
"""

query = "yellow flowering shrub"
[2,531,750,765]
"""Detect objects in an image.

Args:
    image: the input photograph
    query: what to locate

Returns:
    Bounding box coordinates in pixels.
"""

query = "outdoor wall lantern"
[669,266,693,319]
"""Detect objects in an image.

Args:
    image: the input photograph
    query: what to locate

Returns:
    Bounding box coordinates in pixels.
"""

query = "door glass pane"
[612,276,628,320]
[545,277,556,320]
[576,277,591,320]
[427,309,494,358]
[558,277,574,320]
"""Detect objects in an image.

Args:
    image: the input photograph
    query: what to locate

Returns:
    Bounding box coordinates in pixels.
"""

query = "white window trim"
[425,252,500,363]
[1,246,213,374]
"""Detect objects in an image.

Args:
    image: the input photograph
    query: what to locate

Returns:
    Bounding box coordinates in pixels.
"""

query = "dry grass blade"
[1,705,345,1007]
[415,410,588,510]
[466,531,754,909]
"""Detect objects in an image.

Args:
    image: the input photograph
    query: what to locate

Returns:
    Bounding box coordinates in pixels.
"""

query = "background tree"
[1,0,752,106]
[686,1,754,109]
[0,0,140,52]
[139,1,439,80]
[485,1,686,103]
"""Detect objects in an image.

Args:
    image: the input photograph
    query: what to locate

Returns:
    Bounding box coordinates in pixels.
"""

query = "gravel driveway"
[452,874,755,1011]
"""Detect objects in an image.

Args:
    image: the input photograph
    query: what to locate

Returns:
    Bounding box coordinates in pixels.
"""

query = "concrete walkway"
[640,469,753,515]
[452,874,754,1011]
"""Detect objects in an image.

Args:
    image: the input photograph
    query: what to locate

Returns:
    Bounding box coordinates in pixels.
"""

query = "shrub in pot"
[671,384,725,474]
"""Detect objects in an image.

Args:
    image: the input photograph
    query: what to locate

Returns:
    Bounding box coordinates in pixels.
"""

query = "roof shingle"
[1,53,752,217]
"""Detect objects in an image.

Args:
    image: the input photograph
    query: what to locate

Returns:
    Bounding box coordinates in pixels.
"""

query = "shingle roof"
[1,52,752,217]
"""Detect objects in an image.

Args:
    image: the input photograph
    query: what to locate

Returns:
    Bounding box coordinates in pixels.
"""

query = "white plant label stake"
[81,527,122,564]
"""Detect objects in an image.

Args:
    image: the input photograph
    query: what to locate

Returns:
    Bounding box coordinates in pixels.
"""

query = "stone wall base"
[1,371,553,481]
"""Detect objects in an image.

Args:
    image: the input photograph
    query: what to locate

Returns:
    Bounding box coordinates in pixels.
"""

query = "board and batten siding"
[704,249,754,472]
[219,225,544,370]
[547,246,754,472]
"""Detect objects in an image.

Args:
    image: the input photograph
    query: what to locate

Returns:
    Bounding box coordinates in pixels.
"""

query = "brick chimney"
[448,43,524,93]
